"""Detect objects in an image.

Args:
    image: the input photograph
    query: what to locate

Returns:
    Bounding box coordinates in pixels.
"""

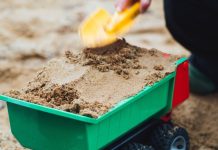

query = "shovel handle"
[122,2,140,19]
[106,2,140,32]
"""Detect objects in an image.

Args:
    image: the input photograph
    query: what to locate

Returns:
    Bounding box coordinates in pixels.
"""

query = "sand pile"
[8,39,178,118]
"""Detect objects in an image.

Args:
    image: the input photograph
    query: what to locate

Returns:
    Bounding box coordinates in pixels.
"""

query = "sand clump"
[7,39,178,118]
[153,64,164,71]
[65,39,148,79]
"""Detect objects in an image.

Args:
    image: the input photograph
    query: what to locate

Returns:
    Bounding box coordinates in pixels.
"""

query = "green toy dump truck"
[0,58,190,150]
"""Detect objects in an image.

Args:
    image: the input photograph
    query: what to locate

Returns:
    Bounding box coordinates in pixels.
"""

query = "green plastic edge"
[0,57,187,124]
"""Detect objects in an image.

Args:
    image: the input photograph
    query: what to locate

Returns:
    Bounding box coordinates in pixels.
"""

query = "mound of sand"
[8,39,178,118]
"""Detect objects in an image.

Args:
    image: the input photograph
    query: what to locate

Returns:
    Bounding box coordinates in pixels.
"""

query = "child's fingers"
[140,0,151,13]
[116,0,135,12]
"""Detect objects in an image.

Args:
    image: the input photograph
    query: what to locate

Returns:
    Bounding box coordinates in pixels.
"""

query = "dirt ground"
[0,0,217,150]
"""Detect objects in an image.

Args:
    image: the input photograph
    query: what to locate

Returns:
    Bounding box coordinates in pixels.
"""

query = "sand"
[0,0,217,149]
[173,94,218,150]
[8,39,177,118]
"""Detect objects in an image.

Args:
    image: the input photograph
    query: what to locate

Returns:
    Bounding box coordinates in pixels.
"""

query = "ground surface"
[0,0,217,149]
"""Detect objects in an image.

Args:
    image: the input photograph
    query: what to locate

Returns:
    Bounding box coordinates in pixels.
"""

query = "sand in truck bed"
[8,39,178,118]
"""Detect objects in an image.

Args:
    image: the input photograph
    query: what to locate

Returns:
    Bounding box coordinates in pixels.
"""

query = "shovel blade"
[79,8,117,48]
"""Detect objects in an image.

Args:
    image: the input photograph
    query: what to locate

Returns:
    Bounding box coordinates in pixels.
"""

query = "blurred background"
[0,0,217,149]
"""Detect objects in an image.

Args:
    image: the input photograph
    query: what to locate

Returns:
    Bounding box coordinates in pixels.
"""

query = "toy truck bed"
[0,58,189,150]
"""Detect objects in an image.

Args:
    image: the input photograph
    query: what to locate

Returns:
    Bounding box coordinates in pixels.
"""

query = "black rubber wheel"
[150,123,189,150]
[121,142,154,150]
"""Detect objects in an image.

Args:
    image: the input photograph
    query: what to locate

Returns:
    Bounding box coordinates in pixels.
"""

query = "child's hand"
[116,0,151,13]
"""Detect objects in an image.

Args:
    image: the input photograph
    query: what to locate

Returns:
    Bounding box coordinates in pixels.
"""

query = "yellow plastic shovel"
[79,2,140,48]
